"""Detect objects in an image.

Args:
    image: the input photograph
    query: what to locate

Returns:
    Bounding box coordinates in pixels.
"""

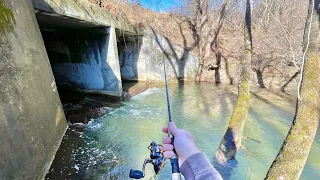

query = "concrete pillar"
[101,26,122,96]
[0,0,67,179]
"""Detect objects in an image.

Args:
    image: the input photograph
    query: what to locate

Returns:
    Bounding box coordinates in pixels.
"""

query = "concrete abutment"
[0,0,67,179]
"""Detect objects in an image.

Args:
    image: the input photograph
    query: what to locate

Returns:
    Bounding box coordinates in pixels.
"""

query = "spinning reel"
[130,37,181,180]
[129,141,166,179]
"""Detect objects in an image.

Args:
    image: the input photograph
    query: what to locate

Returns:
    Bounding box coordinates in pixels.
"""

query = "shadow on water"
[213,87,296,180]
[251,92,294,121]
[219,88,237,120]
[45,83,320,179]
[195,85,214,117]
[214,97,294,180]
[187,86,238,180]
[213,130,239,180]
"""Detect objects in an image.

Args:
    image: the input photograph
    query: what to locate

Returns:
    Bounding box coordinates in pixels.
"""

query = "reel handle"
[169,133,181,180]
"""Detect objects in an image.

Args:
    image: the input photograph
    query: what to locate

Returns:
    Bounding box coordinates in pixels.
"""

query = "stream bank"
[59,82,152,124]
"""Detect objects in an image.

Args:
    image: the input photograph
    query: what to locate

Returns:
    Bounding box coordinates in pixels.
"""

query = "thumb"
[168,122,179,136]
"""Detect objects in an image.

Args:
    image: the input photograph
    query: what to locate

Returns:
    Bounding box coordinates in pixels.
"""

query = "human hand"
[162,122,200,167]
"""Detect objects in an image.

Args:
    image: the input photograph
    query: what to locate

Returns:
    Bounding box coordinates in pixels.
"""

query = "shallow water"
[46,83,320,180]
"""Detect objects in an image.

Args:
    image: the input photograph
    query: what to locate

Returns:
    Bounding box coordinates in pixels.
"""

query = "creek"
[46,83,320,179]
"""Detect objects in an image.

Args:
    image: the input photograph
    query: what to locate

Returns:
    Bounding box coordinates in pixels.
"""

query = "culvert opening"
[35,10,121,123]
[117,30,143,82]
[116,30,144,94]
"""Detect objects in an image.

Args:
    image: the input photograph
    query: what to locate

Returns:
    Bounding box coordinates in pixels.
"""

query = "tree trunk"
[256,69,266,88]
[280,71,300,92]
[215,51,222,84]
[265,0,320,179]
[195,0,232,83]
[215,0,253,164]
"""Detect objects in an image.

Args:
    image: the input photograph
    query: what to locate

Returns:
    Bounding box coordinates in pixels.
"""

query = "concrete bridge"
[0,0,198,179]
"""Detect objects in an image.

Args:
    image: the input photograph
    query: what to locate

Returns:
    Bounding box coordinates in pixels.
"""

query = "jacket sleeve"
[180,152,223,180]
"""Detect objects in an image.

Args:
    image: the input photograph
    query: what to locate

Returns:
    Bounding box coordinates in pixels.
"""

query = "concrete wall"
[118,30,198,82]
[105,27,123,95]
[118,36,141,80]
[32,0,198,84]
[41,27,122,96]
[141,30,198,81]
[0,0,67,179]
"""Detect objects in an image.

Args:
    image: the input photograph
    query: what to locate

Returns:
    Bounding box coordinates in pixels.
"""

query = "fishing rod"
[129,37,181,180]
[161,40,181,180]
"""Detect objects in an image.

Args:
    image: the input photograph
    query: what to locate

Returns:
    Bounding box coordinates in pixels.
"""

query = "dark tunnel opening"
[35,9,121,124]
[36,9,110,103]
[117,31,142,81]
[116,30,144,93]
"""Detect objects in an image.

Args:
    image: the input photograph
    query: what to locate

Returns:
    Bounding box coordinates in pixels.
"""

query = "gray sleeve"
[180,152,223,180]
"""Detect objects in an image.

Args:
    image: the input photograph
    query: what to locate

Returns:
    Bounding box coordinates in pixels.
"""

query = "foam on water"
[131,87,160,100]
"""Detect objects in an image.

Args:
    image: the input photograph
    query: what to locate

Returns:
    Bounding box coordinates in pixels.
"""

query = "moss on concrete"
[0,0,15,35]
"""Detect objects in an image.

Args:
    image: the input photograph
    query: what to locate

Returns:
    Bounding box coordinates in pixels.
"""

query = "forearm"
[180,152,223,180]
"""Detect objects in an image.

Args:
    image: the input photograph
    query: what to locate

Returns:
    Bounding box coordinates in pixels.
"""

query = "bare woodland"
[88,0,318,179]
[91,0,307,89]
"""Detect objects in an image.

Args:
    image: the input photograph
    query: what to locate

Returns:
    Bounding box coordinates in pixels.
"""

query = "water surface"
[46,83,320,179]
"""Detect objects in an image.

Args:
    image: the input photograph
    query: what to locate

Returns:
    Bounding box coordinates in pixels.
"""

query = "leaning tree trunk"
[265,0,320,179]
[215,0,253,164]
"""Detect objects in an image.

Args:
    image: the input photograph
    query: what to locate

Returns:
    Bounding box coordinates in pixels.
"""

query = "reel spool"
[129,141,166,179]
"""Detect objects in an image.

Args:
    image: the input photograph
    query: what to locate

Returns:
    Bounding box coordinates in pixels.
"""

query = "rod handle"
[170,158,180,174]
[169,133,181,179]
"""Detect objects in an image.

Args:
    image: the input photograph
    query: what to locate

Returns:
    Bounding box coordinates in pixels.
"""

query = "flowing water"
[46,83,320,180]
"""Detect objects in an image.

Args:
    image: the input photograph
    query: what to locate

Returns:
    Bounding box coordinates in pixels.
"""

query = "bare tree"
[252,0,307,89]
[215,0,253,164]
[265,0,320,179]
[176,0,232,82]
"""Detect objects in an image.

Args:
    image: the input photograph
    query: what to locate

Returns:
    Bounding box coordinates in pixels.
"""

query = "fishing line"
[162,39,172,122]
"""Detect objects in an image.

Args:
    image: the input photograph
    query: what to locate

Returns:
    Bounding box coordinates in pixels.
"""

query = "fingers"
[163,144,174,151]
[162,137,174,159]
[162,128,168,133]
[162,136,172,144]
[168,122,179,136]
[164,151,175,159]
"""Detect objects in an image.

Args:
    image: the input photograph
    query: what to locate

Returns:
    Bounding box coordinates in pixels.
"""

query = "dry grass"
[78,0,243,60]
[78,0,306,88]
[87,0,195,47]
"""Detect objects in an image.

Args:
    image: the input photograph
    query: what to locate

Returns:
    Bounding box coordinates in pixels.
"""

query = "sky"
[137,0,260,13]
[139,0,177,12]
